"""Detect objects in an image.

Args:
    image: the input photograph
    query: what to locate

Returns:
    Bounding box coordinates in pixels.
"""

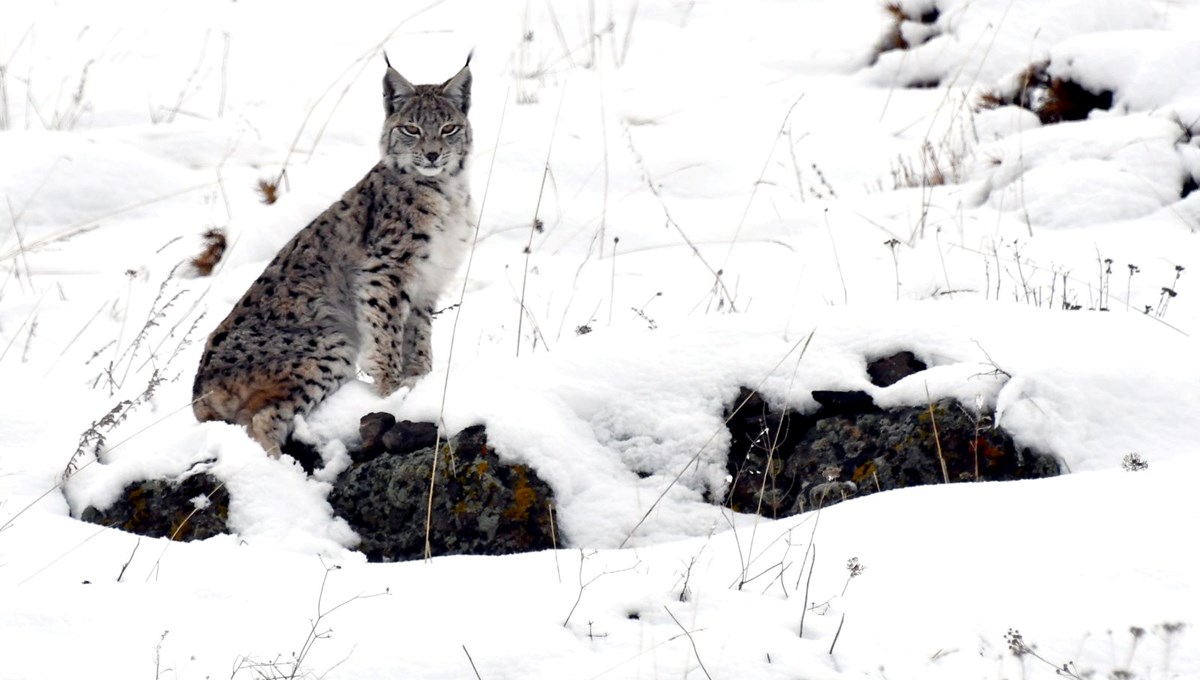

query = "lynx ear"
[383,54,416,116]
[440,53,473,115]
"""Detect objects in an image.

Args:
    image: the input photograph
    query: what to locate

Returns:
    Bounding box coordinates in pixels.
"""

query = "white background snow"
[1,0,1198,678]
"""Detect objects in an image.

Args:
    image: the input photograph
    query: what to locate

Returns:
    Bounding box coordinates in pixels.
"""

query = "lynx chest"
[382,175,473,303]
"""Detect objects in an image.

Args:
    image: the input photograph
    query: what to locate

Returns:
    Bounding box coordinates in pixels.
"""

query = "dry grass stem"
[424,89,510,561]
[624,128,737,312]
[664,606,713,680]
[619,329,815,548]
[722,94,805,270]
[517,85,567,358]
[924,382,949,484]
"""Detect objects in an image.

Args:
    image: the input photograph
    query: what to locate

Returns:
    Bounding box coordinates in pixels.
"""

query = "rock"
[724,389,1060,516]
[76,418,556,562]
[811,390,878,415]
[353,415,440,465]
[381,419,439,456]
[284,414,441,471]
[328,423,556,562]
[357,412,396,462]
[79,472,229,541]
[866,351,927,387]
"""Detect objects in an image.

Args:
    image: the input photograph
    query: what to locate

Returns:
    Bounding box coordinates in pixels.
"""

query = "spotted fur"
[193,58,474,455]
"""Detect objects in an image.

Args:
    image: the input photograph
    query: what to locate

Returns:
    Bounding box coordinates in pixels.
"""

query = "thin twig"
[563,549,588,627]
[463,645,484,680]
[116,537,141,582]
[799,543,816,638]
[925,382,949,484]
[269,1,448,190]
[663,606,713,680]
[0,291,44,364]
[619,329,815,548]
[44,300,110,376]
[823,208,848,304]
[548,501,561,583]
[615,0,641,67]
[829,612,846,655]
[16,525,108,585]
[608,236,618,325]
[157,29,214,124]
[722,94,805,270]
[517,84,567,358]
[0,183,217,262]
[563,550,641,627]
[218,32,230,118]
[542,0,577,70]
[740,344,808,585]
[3,387,209,538]
[598,67,610,258]
[624,128,737,312]
[144,479,228,582]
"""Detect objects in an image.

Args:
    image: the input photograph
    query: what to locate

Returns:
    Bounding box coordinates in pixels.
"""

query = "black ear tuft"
[441,58,473,115]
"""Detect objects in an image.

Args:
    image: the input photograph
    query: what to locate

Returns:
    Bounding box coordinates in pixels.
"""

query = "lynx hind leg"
[193,375,292,456]
[194,356,355,457]
[246,356,357,457]
[249,405,292,457]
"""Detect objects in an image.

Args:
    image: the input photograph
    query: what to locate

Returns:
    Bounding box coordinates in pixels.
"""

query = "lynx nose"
[424,151,440,163]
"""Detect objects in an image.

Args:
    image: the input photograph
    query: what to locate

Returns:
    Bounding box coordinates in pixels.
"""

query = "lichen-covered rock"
[79,472,229,541]
[725,387,1060,516]
[75,418,555,561]
[328,421,556,562]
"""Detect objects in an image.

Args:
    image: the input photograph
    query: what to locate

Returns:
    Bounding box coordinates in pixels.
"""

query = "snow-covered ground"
[2,0,1198,677]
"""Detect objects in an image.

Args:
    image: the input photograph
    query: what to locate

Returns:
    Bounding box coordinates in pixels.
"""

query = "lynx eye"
[441,123,461,136]
[400,124,421,137]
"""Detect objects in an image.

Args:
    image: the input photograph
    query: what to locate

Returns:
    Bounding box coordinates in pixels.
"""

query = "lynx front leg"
[357,268,412,396]
[398,301,435,387]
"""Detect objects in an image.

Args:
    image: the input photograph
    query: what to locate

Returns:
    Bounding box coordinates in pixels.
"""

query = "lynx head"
[381,55,473,178]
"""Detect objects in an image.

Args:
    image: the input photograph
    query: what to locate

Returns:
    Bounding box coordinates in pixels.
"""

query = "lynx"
[192,56,475,455]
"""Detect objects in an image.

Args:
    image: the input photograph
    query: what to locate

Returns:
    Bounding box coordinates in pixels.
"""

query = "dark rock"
[725,388,808,472]
[79,472,229,541]
[381,419,439,456]
[811,390,879,416]
[76,420,556,561]
[724,391,1060,516]
[866,351,928,387]
[329,424,556,562]
[724,388,813,511]
[981,63,1113,125]
[356,412,397,463]
[1039,78,1113,124]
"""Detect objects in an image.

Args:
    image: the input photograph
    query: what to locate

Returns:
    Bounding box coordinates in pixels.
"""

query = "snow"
[2,0,1198,678]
